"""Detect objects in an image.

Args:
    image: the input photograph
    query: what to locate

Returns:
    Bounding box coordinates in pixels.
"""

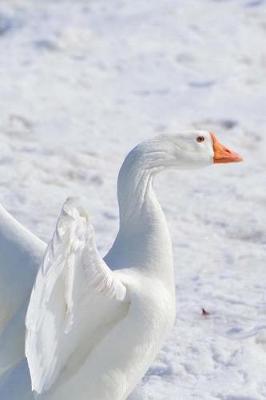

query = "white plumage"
[0,132,241,400]
[26,197,127,394]
[0,204,45,376]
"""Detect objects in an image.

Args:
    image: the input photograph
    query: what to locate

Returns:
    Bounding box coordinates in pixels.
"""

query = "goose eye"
[196,136,205,143]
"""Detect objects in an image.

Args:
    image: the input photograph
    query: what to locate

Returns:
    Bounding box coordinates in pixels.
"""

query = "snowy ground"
[0,0,266,399]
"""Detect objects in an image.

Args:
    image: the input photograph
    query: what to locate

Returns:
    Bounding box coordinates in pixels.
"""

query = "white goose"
[0,131,242,400]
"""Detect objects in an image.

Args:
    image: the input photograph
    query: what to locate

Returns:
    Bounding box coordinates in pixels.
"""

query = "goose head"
[116,130,242,233]
[171,130,242,168]
[134,130,243,171]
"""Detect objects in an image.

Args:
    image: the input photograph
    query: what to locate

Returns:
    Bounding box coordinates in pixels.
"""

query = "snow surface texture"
[0,0,266,399]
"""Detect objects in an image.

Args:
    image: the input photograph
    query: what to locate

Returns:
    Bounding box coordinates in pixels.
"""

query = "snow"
[0,0,266,398]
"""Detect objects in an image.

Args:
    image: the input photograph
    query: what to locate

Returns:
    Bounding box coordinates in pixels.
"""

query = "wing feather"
[0,204,45,374]
[25,197,127,394]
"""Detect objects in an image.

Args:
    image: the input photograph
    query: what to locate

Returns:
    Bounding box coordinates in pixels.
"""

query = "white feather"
[0,204,45,375]
[25,197,127,394]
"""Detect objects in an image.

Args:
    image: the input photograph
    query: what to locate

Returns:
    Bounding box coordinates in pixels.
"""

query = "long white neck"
[105,141,174,286]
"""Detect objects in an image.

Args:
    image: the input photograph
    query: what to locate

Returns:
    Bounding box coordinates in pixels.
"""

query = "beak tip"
[234,153,243,163]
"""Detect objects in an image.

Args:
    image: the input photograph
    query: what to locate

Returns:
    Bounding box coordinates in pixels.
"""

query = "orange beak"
[211,133,243,164]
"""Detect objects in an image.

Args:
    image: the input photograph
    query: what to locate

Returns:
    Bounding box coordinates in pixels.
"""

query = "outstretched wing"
[25,197,127,395]
[0,204,45,329]
[0,203,45,373]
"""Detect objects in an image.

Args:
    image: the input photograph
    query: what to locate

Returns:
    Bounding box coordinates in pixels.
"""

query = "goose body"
[0,132,242,400]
